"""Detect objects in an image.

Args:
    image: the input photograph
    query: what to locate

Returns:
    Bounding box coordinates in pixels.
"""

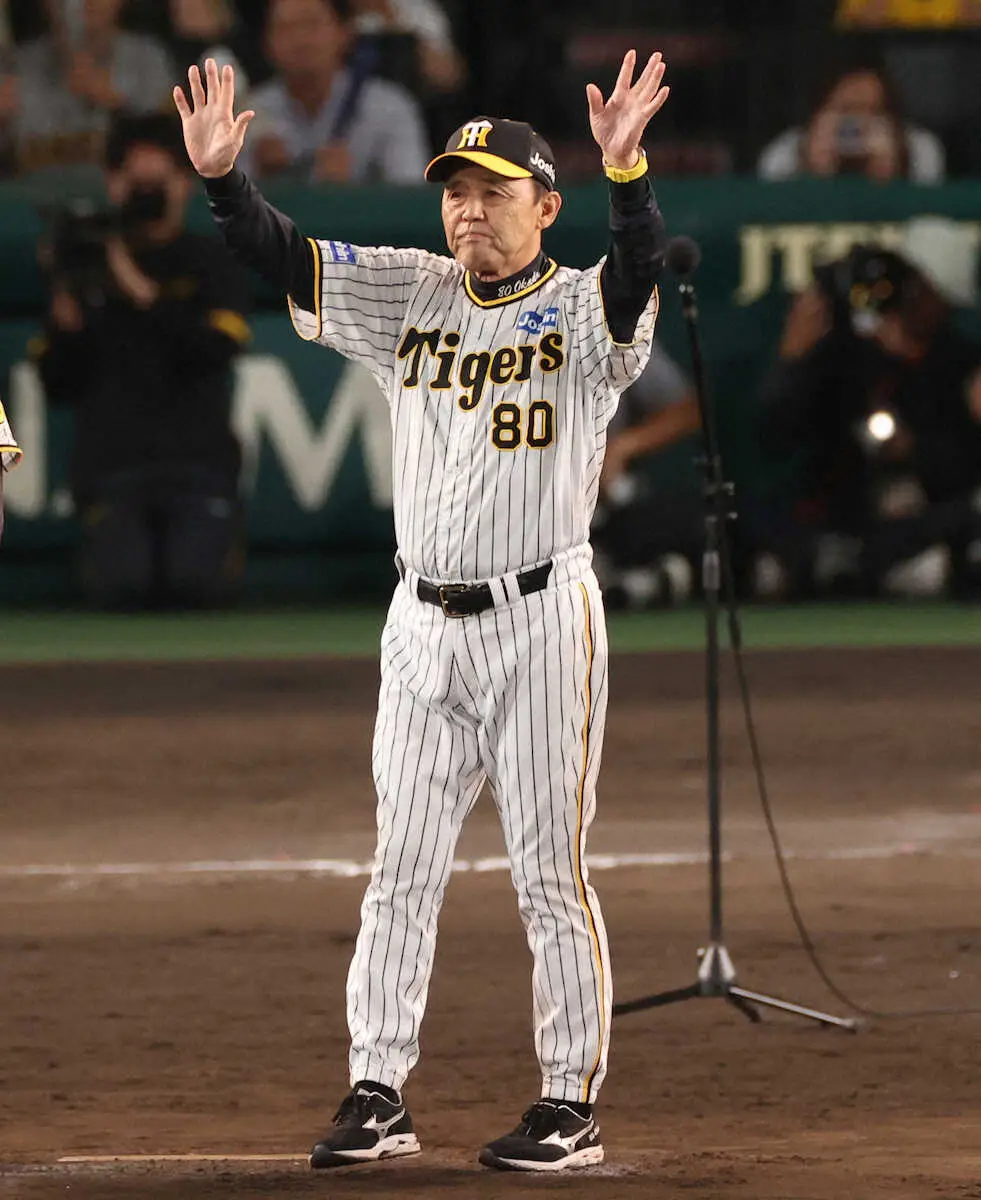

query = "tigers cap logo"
[426,117,558,190]
[456,120,493,150]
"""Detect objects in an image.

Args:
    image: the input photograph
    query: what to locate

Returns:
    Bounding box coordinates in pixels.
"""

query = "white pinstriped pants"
[347,569,612,1104]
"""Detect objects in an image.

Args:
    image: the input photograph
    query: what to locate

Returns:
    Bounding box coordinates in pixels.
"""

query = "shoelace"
[332,1091,373,1127]
[517,1101,572,1138]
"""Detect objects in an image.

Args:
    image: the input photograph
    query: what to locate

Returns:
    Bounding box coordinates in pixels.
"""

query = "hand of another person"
[871,309,916,359]
[313,142,353,183]
[67,52,121,109]
[804,109,842,176]
[173,59,255,178]
[169,0,231,40]
[106,238,160,309]
[417,40,466,92]
[778,287,832,358]
[50,287,85,332]
[864,117,902,182]
[586,49,669,171]
[252,134,292,177]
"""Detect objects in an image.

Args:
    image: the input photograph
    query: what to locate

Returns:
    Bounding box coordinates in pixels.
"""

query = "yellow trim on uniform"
[576,581,607,1103]
[425,150,533,182]
[0,445,22,465]
[595,272,660,349]
[207,309,252,345]
[602,150,649,184]
[287,237,324,342]
[464,257,558,309]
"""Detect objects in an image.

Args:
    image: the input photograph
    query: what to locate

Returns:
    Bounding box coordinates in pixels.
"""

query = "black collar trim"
[464,252,557,308]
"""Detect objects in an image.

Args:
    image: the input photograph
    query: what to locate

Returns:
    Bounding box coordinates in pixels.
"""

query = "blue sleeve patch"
[325,241,358,265]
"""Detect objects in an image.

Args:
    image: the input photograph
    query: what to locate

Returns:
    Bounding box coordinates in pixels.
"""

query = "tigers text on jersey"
[289,241,659,582]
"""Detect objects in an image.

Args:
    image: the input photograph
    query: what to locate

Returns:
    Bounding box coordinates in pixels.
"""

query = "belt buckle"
[438,583,468,618]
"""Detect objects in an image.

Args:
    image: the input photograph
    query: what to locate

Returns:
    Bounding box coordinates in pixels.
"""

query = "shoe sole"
[310,1133,421,1169]
[478,1144,604,1173]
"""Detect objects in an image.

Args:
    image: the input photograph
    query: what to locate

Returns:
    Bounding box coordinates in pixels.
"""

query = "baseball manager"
[175,46,669,1173]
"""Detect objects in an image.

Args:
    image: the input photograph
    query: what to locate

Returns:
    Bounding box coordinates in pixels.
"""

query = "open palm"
[173,58,254,178]
[586,50,669,169]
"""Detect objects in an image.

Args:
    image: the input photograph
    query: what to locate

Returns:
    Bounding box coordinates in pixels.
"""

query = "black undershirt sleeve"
[600,175,667,345]
[204,167,317,312]
[204,166,665,340]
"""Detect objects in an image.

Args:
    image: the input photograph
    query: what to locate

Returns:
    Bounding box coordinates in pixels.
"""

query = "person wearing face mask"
[31,112,251,609]
[753,217,981,601]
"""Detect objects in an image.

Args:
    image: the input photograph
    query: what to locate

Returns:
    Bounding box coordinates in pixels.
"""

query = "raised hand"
[173,58,254,179]
[586,50,669,171]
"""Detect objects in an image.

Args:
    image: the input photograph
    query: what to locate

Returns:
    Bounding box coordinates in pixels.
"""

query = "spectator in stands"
[241,0,429,184]
[351,0,465,94]
[167,0,269,96]
[754,217,981,600]
[6,0,176,175]
[592,343,702,609]
[758,58,946,183]
[32,113,251,610]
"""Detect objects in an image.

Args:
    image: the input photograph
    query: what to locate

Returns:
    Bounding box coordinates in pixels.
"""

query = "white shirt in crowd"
[354,0,457,52]
[758,124,946,183]
[241,67,430,185]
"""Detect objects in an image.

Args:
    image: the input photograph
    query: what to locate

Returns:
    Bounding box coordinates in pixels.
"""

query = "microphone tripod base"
[613,942,861,1030]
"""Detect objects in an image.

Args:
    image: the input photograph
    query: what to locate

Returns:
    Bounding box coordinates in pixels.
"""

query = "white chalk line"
[56,1154,308,1164]
[0,843,978,883]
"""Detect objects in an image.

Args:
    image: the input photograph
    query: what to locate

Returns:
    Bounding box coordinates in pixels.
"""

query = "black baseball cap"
[425,117,558,190]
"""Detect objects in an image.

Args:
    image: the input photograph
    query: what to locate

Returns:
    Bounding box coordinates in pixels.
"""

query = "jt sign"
[734,219,981,305]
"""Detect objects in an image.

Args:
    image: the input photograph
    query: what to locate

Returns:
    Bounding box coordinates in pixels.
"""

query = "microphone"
[666,235,702,279]
[665,235,702,323]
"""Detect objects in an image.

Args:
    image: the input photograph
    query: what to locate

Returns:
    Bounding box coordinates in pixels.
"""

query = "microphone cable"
[718,511,981,1021]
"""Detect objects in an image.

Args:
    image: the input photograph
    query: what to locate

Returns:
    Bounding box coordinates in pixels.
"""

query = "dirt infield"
[1,647,980,1199]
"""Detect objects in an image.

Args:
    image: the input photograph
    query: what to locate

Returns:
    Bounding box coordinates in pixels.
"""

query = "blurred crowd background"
[0,0,979,610]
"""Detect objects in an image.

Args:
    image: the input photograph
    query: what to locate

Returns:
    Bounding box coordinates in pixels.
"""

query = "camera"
[41,187,169,307]
[813,243,913,329]
[835,115,866,158]
[43,199,122,306]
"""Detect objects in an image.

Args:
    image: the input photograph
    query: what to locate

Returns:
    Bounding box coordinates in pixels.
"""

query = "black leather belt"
[409,562,553,618]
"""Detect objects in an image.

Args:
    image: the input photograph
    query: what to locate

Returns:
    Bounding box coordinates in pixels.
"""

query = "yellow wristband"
[603,150,648,183]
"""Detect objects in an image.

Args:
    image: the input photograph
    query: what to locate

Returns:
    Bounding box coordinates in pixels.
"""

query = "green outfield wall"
[2,176,980,600]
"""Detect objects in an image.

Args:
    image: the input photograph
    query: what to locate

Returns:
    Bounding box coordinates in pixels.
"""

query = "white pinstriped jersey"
[0,400,22,471]
[290,242,659,582]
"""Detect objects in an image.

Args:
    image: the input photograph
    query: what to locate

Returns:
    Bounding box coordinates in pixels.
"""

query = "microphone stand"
[613,261,856,1031]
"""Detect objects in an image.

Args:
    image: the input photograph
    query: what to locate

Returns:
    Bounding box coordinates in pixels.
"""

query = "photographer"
[32,112,251,609]
[758,58,945,184]
[756,217,981,600]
